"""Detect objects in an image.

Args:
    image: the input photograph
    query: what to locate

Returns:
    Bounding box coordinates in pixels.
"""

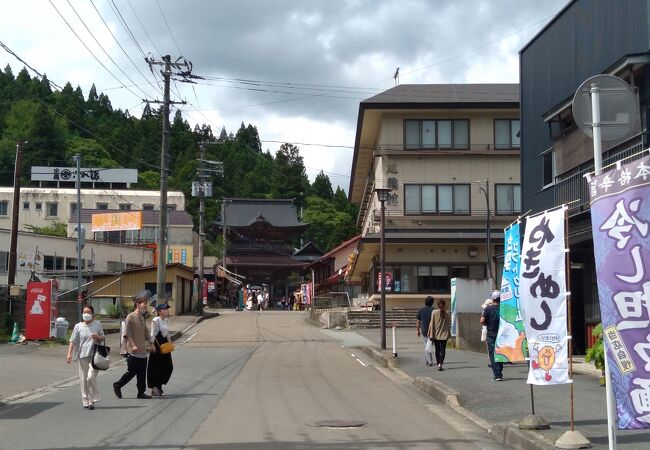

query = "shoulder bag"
[160,341,175,354]
[92,337,111,370]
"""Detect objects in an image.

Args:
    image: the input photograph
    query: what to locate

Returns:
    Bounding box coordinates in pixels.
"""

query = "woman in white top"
[66,305,104,410]
[147,303,174,397]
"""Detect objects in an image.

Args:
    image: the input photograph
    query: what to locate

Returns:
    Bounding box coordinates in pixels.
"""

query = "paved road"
[0,311,500,450]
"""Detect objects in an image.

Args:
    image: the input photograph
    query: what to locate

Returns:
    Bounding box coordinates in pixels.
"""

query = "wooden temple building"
[212,199,323,302]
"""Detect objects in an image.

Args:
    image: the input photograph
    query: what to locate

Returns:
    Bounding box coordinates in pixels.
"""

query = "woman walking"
[147,303,173,397]
[66,305,105,410]
[428,299,451,371]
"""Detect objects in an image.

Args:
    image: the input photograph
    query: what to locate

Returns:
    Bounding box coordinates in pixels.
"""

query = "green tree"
[24,221,67,237]
[272,143,309,207]
[311,170,333,200]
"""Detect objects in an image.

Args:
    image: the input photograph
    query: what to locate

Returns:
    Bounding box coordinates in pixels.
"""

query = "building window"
[0,201,7,216]
[35,202,42,211]
[0,251,8,272]
[404,184,470,214]
[70,202,82,217]
[44,255,64,271]
[404,119,469,150]
[495,184,521,215]
[542,148,555,187]
[494,119,520,149]
[23,202,30,210]
[46,202,58,217]
[96,202,109,210]
[118,203,131,211]
[142,204,155,210]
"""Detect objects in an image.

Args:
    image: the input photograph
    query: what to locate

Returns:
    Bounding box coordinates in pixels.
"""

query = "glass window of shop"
[372,263,485,295]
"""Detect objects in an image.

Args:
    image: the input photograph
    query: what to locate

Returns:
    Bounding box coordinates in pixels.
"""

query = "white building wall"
[0,188,185,236]
[0,229,154,288]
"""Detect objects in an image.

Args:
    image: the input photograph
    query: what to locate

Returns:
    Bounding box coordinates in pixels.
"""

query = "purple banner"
[588,153,650,429]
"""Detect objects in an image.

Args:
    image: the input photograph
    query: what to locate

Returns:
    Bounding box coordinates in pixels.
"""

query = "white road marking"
[350,353,355,357]
[356,358,368,367]
[183,333,197,343]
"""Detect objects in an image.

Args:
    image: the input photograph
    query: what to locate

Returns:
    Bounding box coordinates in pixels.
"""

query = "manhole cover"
[310,420,366,429]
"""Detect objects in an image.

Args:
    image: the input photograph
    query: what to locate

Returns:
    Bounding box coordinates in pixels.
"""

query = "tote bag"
[91,338,110,370]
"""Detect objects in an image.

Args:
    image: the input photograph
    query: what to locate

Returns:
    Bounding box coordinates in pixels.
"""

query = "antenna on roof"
[393,67,400,86]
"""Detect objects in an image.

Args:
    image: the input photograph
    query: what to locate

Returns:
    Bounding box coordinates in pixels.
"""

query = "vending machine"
[25,280,59,340]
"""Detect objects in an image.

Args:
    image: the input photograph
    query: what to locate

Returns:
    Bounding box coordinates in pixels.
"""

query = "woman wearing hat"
[147,302,174,397]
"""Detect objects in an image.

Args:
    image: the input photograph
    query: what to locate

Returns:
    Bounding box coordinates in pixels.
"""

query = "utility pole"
[146,55,189,301]
[74,154,83,322]
[8,141,26,286]
[193,143,222,307]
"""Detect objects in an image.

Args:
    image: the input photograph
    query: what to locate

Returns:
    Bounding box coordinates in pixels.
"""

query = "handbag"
[425,338,433,353]
[160,341,175,354]
[91,338,111,370]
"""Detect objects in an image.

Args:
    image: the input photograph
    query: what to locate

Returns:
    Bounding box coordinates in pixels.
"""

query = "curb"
[359,345,555,450]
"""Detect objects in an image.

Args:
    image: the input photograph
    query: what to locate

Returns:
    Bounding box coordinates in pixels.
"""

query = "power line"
[88,0,163,97]
[63,0,155,100]
[0,40,63,91]
[47,0,143,101]
[155,0,183,56]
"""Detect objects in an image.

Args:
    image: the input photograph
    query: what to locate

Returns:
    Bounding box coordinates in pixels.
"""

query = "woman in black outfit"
[147,303,173,397]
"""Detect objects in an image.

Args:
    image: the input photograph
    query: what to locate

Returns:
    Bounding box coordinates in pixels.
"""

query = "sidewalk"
[0,312,215,403]
[355,327,649,450]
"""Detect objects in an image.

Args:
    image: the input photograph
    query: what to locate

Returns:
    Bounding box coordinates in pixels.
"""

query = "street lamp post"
[374,187,391,350]
[477,180,493,285]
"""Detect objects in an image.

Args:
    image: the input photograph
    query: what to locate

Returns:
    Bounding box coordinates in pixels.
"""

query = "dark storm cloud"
[108,0,567,126]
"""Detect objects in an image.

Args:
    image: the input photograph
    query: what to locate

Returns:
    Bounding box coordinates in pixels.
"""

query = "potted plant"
[585,323,605,385]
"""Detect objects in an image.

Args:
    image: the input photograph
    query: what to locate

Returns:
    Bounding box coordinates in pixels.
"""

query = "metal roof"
[362,83,519,105]
[217,198,306,228]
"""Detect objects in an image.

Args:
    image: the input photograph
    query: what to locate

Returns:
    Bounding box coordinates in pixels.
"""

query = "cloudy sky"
[0,0,568,190]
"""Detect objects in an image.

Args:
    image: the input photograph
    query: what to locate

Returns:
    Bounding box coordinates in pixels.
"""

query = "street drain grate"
[310,420,367,429]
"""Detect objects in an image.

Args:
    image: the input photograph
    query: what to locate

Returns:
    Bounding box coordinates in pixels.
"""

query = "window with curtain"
[495,184,521,214]
[404,119,469,149]
[494,119,520,149]
[404,184,470,215]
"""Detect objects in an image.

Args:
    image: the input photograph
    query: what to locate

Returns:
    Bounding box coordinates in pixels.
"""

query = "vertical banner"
[450,278,457,337]
[495,222,527,362]
[588,154,650,429]
[520,207,569,385]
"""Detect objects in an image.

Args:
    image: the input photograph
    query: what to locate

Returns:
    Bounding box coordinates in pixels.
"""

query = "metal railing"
[312,292,351,311]
[554,136,646,216]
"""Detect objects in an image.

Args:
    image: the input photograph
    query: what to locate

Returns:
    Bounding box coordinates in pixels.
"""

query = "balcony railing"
[554,135,647,216]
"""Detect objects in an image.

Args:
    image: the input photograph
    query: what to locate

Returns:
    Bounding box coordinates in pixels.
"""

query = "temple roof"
[215,198,307,228]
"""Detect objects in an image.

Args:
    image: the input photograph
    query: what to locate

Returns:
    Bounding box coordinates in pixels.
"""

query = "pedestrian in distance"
[113,290,155,399]
[289,292,295,311]
[416,296,435,367]
[481,290,503,381]
[480,297,494,367]
[147,303,173,397]
[66,304,105,410]
[428,299,451,371]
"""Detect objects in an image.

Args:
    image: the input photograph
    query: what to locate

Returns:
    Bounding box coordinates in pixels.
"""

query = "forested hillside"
[0,65,357,252]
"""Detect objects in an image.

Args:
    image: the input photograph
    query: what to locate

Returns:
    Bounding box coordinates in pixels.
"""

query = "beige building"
[348,84,521,309]
[0,187,185,236]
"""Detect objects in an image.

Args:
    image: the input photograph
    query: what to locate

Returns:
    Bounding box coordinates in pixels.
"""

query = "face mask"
[82,313,92,321]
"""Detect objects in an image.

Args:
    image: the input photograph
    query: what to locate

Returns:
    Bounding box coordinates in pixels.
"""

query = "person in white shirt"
[66,305,104,410]
[147,303,174,397]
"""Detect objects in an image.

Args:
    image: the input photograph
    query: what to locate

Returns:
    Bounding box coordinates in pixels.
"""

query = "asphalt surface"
[0,311,502,450]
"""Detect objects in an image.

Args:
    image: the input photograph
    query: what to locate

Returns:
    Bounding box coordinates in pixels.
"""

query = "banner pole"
[530,385,535,415]
[604,346,617,449]
[555,207,591,449]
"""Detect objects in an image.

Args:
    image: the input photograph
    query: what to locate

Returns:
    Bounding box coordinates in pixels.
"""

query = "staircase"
[347,309,416,329]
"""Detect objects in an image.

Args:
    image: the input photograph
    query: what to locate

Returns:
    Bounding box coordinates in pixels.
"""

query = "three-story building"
[348,84,521,308]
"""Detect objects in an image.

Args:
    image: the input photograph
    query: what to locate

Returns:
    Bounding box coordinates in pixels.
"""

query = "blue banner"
[495,222,528,363]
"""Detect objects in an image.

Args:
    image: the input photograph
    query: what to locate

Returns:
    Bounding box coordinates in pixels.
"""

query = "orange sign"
[91,211,142,231]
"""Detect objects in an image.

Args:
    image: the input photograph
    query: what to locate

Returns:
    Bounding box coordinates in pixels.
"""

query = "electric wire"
[63,0,156,100]
[89,0,163,97]
[47,0,143,101]
[155,0,183,56]
[0,40,63,91]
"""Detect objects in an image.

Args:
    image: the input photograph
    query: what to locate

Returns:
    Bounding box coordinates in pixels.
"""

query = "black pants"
[433,339,447,365]
[115,355,148,395]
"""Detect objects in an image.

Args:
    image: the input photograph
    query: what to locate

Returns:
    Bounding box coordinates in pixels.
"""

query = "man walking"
[416,296,435,366]
[481,290,503,381]
[113,290,154,399]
